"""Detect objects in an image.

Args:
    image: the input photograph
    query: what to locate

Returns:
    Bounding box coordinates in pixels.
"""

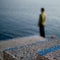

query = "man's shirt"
[39,12,46,26]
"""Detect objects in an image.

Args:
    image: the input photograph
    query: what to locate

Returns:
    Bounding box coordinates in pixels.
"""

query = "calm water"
[0,0,60,40]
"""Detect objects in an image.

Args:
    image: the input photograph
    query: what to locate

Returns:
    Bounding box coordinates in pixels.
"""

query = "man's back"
[39,12,46,26]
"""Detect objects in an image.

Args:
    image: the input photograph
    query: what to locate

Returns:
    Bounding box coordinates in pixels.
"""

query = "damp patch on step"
[37,44,60,56]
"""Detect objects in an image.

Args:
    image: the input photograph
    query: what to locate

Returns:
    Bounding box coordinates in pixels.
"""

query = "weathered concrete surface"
[0,36,60,60]
[0,36,45,50]
[0,36,46,60]
[3,51,17,60]
[36,55,49,60]
[2,38,60,60]
[45,49,60,60]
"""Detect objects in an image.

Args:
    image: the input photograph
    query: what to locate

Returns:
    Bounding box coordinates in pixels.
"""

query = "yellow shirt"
[39,12,46,26]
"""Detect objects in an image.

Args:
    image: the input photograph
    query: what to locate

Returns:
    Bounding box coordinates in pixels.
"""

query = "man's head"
[41,8,45,13]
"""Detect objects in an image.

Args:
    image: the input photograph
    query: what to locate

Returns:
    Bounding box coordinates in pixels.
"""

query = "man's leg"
[39,25,45,37]
[42,25,45,37]
[39,26,42,36]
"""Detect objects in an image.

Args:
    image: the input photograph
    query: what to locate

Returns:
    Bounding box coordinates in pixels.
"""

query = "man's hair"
[41,8,45,12]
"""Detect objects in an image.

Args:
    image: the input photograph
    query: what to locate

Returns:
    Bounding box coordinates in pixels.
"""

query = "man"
[38,8,46,37]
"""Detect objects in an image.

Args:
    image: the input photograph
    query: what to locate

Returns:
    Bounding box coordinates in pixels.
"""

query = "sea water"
[0,0,60,40]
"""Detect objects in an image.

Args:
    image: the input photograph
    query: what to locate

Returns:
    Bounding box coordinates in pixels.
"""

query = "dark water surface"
[0,0,60,40]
